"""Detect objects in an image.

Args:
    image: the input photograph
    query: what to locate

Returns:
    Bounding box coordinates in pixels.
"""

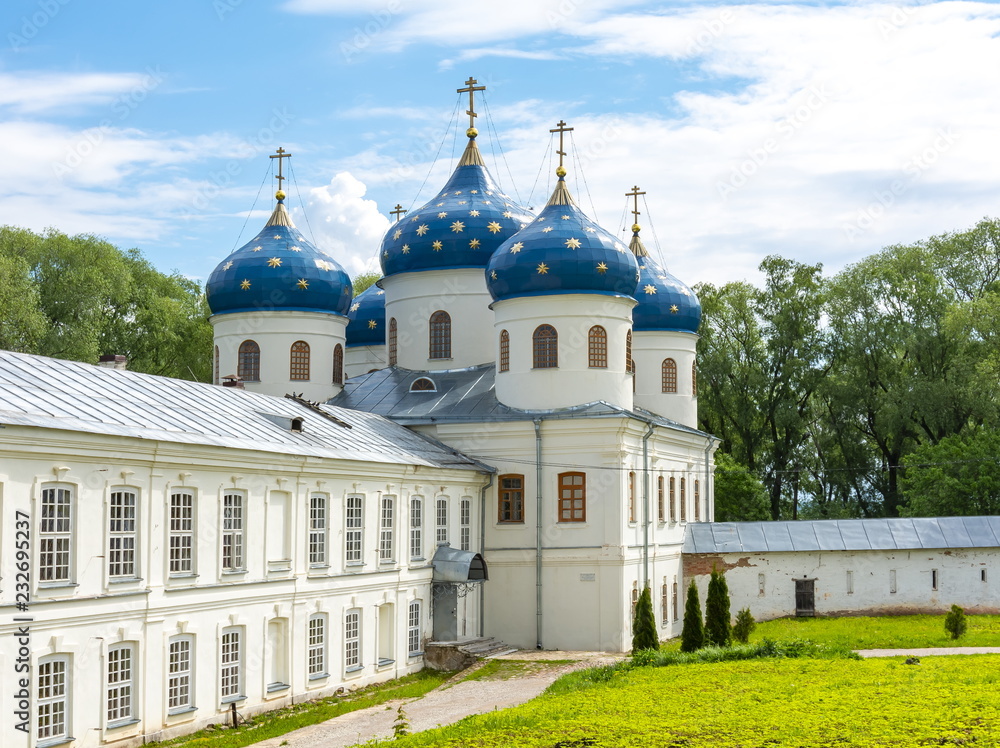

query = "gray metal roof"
[0,350,483,472]
[431,543,488,582]
[330,364,708,435]
[684,517,1000,554]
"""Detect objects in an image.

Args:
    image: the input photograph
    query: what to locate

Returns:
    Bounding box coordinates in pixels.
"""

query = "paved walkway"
[856,646,1000,658]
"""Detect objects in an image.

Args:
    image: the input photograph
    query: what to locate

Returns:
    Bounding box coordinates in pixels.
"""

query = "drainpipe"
[534,418,543,649]
[704,436,717,522]
[478,471,494,638]
[642,422,655,590]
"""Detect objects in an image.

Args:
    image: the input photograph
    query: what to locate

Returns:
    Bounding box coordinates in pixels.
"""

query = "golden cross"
[549,120,574,171]
[270,147,291,191]
[626,185,646,224]
[457,76,486,130]
[390,204,407,221]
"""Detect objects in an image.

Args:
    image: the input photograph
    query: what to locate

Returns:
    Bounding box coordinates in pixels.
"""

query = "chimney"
[221,374,245,389]
[97,355,128,370]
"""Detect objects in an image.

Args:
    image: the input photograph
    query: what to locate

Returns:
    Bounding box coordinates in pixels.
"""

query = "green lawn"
[750,613,1000,649]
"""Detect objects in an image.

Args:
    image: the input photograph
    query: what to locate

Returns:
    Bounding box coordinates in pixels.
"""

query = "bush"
[733,608,756,644]
[944,604,968,640]
[631,585,659,652]
[680,580,705,652]
[705,567,732,647]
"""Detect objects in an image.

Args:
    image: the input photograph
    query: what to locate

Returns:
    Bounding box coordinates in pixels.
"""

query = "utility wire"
[229,165,270,253]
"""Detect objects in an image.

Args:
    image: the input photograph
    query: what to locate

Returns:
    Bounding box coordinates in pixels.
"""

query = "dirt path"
[856,646,1000,657]
[245,651,624,748]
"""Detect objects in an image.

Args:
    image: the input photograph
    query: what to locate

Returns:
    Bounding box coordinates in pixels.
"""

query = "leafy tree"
[704,568,732,647]
[900,430,1000,516]
[733,608,756,644]
[631,585,659,652]
[944,604,967,640]
[680,580,704,652]
[352,270,380,295]
[0,250,47,352]
[713,452,770,521]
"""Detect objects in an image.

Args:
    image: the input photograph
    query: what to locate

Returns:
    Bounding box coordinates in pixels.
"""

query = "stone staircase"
[424,637,519,670]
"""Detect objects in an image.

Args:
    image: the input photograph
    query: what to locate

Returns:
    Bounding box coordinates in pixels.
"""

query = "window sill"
[267,682,290,694]
[168,572,198,580]
[345,665,364,674]
[408,651,424,658]
[107,717,141,730]
[378,559,396,566]
[38,737,76,748]
[221,569,248,576]
[108,576,143,585]
[308,672,330,682]
[309,563,331,570]
[37,581,79,590]
[268,561,292,572]
[168,706,197,717]
[345,562,365,569]
[409,557,426,563]
[221,695,247,705]
[496,521,525,526]
[377,658,395,668]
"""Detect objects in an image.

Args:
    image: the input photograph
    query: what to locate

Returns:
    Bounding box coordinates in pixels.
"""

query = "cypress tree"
[705,567,732,647]
[632,585,659,652]
[680,580,705,652]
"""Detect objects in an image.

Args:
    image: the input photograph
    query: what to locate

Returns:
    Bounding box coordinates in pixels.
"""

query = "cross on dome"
[457,76,486,135]
[269,147,291,197]
[549,120,574,176]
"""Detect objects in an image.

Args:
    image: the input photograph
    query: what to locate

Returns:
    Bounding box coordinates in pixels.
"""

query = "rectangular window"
[222,492,244,571]
[108,489,138,578]
[758,572,766,596]
[345,610,361,671]
[436,498,448,544]
[460,498,471,551]
[846,570,854,595]
[169,491,194,575]
[168,636,193,711]
[346,495,363,563]
[661,580,669,625]
[672,579,679,621]
[309,494,328,566]
[308,615,327,677]
[931,569,939,591]
[379,495,394,562]
[220,629,242,701]
[668,477,676,523]
[37,656,69,741]
[408,601,422,656]
[558,472,586,522]
[410,497,423,560]
[107,644,135,724]
[628,471,636,523]
[679,478,687,522]
[657,476,665,523]
[694,480,700,522]
[982,569,988,583]
[499,475,524,523]
[39,485,73,582]
[890,569,897,594]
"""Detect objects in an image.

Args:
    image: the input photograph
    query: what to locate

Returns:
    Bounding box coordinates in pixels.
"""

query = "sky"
[3,0,1000,289]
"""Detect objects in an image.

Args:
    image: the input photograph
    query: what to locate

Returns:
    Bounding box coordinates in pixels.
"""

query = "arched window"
[628,471,636,523]
[429,311,451,359]
[410,377,436,392]
[662,358,677,393]
[532,324,558,369]
[214,345,220,385]
[680,477,687,522]
[238,340,260,382]
[290,341,310,380]
[657,476,665,523]
[669,477,676,522]
[388,318,398,367]
[626,330,634,374]
[332,344,343,385]
[499,330,510,372]
[692,361,698,396]
[694,479,701,521]
[588,326,607,368]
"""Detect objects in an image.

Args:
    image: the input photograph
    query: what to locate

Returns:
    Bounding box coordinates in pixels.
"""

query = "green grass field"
[751,613,1000,649]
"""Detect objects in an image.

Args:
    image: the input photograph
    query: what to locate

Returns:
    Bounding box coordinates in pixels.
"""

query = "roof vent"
[97,354,128,370]
[291,417,304,433]
[221,375,245,389]
[410,377,436,392]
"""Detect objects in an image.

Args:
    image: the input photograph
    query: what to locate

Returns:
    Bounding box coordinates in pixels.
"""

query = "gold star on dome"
[596,263,608,274]
[290,245,302,252]
[368,320,378,329]
[317,259,333,271]
[438,212,448,219]
[542,227,553,233]
[565,238,581,249]
[485,191,493,196]
[471,190,479,194]
[483,200,491,205]
[252,245,262,252]
[273,234,281,240]
[376,289,384,295]
[469,238,481,249]
[410,215,420,222]
[436,202,445,207]
[680,288,691,296]
[454,191,462,195]
[401,244,410,254]
[537,263,549,274]
[451,221,465,233]
[487,221,502,234]
[537,217,546,222]
[268,257,282,267]
[469,210,480,217]
[350,302,360,312]
[382,251,389,260]
[510,242,524,253]
[585,227,597,233]
[503,211,513,219]
[520,223,528,229]
[223,260,234,270]
[393,229,402,240]
[297,279,309,289]
[458,200,467,205]
[240,279,251,289]
[644,284,657,295]
[670,305,680,313]
[416,224,429,236]
[561,215,571,220]
[432,240,443,251]
[491,270,497,279]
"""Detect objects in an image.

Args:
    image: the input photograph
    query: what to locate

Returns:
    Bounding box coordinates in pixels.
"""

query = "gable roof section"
[0,350,483,471]
[685,517,1000,554]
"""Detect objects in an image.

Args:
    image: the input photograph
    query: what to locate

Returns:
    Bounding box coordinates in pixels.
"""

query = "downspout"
[534,418,543,649]
[704,436,717,522]
[641,422,656,590]
[478,471,494,638]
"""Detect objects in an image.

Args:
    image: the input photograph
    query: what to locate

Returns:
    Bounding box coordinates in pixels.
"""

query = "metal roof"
[0,350,483,472]
[684,517,1000,554]
[431,543,488,582]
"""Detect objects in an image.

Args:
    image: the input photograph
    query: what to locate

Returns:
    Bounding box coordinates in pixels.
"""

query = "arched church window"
[499,330,510,372]
[290,341,310,381]
[214,345,220,385]
[429,311,451,359]
[532,325,558,369]
[238,340,260,382]
[680,477,687,522]
[692,361,698,396]
[588,326,607,368]
[662,358,677,393]
[388,318,398,366]
[626,330,634,374]
[694,479,701,522]
[410,377,436,392]
[332,344,344,385]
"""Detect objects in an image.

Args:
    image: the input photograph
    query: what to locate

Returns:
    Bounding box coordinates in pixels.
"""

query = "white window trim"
[308,614,328,679]
[309,494,329,567]
[435,497,448,545]
[220,627,244,703]
[410,496,423,561]
[221,491,246,573]
[379,495,395,563]
[345,494,364,565]
[167,635,195,714]
[37,654,71,745]
[108,487,139,581]
[168,490,196,577]
[460,497,471,551]
[38,484,74,585]
[408,601,423,656]
[106,643,138,728]
[345,609,362,673]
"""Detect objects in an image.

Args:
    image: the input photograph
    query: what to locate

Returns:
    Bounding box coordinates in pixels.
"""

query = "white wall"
[632,331,698,428]
[345,344,386,379]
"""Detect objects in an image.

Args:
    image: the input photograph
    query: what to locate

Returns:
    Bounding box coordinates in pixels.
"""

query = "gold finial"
[270,147,292,199]
[390,204,407,222]
[550,120,574,176]
[457,76,486,135]
[626,185,646,233]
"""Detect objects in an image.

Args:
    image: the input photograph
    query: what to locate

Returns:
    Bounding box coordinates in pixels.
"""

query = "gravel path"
[856,646,1000,658]
[245,651,623,748]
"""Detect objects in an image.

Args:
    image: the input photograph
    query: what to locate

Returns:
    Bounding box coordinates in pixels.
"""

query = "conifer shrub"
[705,567,732,647]
[680,580,705,652]
[733,607,756,644]
[944,604,968,640]
[631,585,659,652]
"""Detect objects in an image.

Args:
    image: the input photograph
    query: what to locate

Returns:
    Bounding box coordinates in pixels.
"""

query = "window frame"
[657,476,665,523]
[108,487,138,580]
[669,477,676,523]
[107,643,136,726]
[498,474,524,523]
[344,609,362,672]
[460,497,471,551]
[388,317,398,366]
[308,494,328,567]
[308,614,328,679]
[532,324,558,369]
[345,494,364,565]
[435,498,448,544]
[290,340,310,381]
[168,490,195,576]
[694,479,701,522]
[662,358,677,393]
[167,635,194,713]
[379,495,395,563]
[628,471,636,523]
[588,325,608,368]
[222,491,245,573]
[410,496,423,561]
[332,343,344,386]
[626,330,634,374]
[557,472,586,523]
[408,601,422,656]
[220,627,243,703]
[39,484,73,584]
[37,654,70,743]
[238,340,260,382]
[429,310,452,360]
[499,329,510,372]
[680,477,687,522]
[692,361,698,395]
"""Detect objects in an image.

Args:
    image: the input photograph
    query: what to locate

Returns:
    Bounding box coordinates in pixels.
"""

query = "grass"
[148,670,451,748]
[749,613,1000,649]
[458,659,578,683]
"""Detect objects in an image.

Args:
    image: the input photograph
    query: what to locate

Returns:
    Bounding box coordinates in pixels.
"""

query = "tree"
[704,567,732,647]
[900,430,1000,516]
[733,608,756,644]
[680,580,704,652]
[352,270,380,295]
[713,452,770,521]
[631,585,658,652]
[944,604,967,640]
[0,250,47,352]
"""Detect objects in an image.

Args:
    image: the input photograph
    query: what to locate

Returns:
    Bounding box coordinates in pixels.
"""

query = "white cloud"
[304,172,391,277]
[0,70,165,115]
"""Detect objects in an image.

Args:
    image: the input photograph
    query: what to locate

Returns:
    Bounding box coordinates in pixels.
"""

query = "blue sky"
[4,0,1000,287]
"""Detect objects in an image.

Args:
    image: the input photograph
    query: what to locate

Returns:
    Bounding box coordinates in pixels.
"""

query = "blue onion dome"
[629,228,701,334]
[486,175,639,302]
[345,283,387,347]
[207,194,353,317]
[379,135,534,277]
